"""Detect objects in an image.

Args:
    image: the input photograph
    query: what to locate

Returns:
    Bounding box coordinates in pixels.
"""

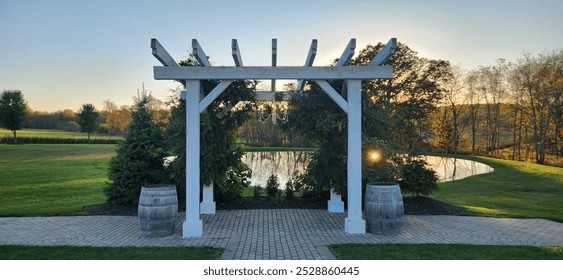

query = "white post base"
[182,219,203,237]
[327,188,344,213]
[200,183,216,214]
[344,218,366,234]
[328,200,345,213]
[200,201,216,214]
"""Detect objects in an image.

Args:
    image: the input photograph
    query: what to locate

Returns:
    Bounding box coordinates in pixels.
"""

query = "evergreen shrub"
[105,95,167,206]
[400,158,439,197]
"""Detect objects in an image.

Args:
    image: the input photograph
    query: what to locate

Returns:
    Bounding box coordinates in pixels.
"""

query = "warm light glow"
[369,150,381,162]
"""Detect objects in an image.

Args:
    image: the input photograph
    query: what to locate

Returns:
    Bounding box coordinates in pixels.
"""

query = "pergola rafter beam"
[192,39,212,67]
[231,39,243,66]
[331,38,357,97]
[151,39,179,67]
[296,39,318,92]
[335,38,356,67]
[154,66,393,80]
[369,38,397,66]
[271,39,277,91]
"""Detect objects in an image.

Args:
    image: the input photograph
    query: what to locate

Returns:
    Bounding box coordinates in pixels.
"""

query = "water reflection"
[421,155,494,182]
[241,152,494,187]
[241,151,312,188]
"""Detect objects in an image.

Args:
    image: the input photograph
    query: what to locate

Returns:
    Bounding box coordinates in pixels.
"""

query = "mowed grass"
[0,144,115,216]
[0,245,222,260]
[432,156,563,222]
[0,128,122,139]
[330,244,563,260]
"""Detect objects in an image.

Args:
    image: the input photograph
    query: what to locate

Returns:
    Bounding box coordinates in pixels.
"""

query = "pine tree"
[105,93,167,206]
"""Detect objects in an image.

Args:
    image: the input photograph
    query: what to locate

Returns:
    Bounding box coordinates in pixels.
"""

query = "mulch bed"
[402,196,465,215]
[82,196,464,216]
[82,203,137,216]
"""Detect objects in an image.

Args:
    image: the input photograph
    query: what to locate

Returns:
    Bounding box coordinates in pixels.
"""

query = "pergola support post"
[183,81,203,237]
[327,187,344,213]
[200,183,216,214]
[344,79,366,234]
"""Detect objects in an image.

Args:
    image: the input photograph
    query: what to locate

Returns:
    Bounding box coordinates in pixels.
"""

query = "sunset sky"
[1,0,561,112]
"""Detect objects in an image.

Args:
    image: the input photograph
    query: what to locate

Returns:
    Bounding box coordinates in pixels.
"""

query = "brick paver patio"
[1,209,562,260]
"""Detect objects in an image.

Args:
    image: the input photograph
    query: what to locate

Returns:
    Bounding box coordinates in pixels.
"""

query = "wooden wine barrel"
[138,185,178,238]
[364,182,404,235]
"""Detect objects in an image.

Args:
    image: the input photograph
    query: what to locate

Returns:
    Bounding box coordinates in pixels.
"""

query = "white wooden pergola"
[151,38,396,237]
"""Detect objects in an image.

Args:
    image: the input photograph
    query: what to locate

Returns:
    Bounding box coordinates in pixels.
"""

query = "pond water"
[241,151,312,188]
[241,152,494,188]
[420,155,494,182]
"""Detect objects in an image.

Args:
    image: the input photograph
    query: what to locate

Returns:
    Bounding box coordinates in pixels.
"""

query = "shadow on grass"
[0,245,223,260]
[330,244,563,260]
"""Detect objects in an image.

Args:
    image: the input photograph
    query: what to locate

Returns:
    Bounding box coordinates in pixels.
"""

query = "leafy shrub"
[266,174,281,205]
[266,174,280,198]
[284,177,295,200]
[214,164,252,202]
[400,158,439,197]
[253,185,262,200]
[292,172,327,201]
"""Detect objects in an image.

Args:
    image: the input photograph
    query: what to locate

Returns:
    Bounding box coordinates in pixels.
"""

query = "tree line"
[3,48,560,166]
[242,49,562,166]
[3,42,560,207]
[6,94,168,138]
[431,51,562,165]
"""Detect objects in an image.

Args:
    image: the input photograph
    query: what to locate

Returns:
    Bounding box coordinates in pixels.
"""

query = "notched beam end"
[150,38,158,50]
[232,39,243,66]
[335,38,356,67]
[389,38,398,54]
[369,38,398,66]
[192,39,211,67]
[151,38,179,67]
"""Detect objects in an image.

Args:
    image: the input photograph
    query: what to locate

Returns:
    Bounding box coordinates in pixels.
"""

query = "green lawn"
[0,245,222,260]
[0,144,115,216]
[1,128,122,139]
[1,144,562,223]
[330,244,563,260]
[432,156,563,222]
[1,145,562,260]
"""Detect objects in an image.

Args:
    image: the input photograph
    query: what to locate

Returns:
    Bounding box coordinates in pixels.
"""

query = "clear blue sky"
[1,0,561,112]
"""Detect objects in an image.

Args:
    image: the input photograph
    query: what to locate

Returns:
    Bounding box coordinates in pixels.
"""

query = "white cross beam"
[154,66,393,80]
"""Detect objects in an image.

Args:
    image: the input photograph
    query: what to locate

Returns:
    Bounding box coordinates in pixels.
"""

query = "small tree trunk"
[88,132,91,144]
[471,116,476,154]
[12,130,17,144]
[512,106,517,160]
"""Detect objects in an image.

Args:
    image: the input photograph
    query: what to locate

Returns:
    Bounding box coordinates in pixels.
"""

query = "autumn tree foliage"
[284,42,446,198]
